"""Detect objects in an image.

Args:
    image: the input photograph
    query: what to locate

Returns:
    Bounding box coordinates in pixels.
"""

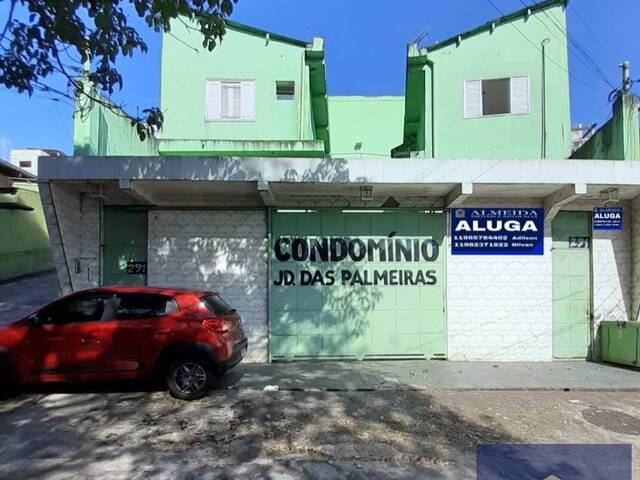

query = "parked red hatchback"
[0,287,248,400]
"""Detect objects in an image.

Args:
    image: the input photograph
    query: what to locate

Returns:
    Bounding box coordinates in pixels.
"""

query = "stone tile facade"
[446,199,553,361]
[147,210,268,362]
[40,183,100,294]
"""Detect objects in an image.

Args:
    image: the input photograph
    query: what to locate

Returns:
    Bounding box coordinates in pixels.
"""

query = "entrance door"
[269,209,446,360]
[102,208,148,285]
[552,211,591,359]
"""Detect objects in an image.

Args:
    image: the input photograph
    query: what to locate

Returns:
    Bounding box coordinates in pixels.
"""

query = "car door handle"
[155,330,171,335]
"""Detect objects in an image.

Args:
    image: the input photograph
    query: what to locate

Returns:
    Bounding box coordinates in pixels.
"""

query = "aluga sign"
[451,208,544,255]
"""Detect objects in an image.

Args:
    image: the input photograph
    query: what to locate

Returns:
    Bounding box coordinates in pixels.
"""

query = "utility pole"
[620,60,631,93]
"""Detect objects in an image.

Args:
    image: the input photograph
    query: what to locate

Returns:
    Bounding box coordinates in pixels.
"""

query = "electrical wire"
[517,0,616,90]
[484,0,607,93]
[568,1,617,65]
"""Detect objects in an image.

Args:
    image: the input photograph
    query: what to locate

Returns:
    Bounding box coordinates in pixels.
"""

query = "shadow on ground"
[0,365,523,479]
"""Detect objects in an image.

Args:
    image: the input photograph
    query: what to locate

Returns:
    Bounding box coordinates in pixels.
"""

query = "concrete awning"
[40,156,640,217]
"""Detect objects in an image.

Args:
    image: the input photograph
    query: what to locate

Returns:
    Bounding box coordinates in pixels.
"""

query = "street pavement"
[0,271,59,325]
[216,359,640,392]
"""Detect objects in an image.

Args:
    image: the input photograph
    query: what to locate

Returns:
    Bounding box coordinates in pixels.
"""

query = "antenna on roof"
[412,23,434,46]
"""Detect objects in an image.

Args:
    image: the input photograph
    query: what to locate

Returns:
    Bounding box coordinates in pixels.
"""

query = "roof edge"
[225,20,310,48]
[425,0,567,53]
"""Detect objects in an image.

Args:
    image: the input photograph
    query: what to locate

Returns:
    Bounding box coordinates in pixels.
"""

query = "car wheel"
[166,357,212,401]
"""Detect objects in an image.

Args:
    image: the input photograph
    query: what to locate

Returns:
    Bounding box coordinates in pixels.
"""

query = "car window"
[201,294,234,315]
[39,294,109,325]
[115,293,178,320]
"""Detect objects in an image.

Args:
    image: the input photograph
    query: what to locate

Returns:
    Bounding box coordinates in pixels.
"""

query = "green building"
[0,155,54,282]
[41,0,640,364]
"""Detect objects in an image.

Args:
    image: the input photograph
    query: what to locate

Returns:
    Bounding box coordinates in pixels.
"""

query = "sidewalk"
[216,360,640,392]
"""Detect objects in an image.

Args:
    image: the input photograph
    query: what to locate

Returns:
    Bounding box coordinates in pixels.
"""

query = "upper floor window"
[19,160,32,168]
[206,79,255,122]
[276,81,295,100]
[464,76,530,118]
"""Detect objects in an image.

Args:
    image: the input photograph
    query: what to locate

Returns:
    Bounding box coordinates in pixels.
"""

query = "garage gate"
[269,209,447,360]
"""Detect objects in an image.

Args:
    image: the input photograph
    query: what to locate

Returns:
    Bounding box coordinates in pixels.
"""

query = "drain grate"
[582,407,640,436]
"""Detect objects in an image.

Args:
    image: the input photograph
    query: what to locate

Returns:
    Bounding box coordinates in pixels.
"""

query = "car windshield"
[201,294,235,315]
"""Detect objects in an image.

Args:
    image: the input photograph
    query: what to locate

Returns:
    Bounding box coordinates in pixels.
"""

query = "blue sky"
[0,0,638,155]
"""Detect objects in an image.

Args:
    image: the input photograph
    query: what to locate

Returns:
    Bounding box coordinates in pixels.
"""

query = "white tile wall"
[592,205,632,324]
[147,210,268,362]
[41,183,100,294]
[446,199,554,361]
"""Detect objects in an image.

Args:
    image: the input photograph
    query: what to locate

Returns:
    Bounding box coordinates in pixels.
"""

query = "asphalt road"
[1,389,639,479]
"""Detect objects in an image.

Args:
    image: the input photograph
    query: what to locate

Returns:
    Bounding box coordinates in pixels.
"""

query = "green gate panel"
[269,209,446,360]
[552,211,591,359]
[102,208,148,286]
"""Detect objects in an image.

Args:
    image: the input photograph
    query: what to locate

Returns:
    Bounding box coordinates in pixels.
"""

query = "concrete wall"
[418,2,571,160]
[40,183,100,293]
[446,199,553,361]
[147,210,269,362]
[328,97,405,158]
[0,182,54,281]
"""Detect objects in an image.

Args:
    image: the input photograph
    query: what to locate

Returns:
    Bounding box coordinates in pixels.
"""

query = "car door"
[17,292,110,382]
[95,293,179,377]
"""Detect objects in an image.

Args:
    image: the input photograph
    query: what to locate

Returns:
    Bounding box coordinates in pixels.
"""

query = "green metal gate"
[269,209,446,360]
[552,211,591,359]
[102,208,148,286]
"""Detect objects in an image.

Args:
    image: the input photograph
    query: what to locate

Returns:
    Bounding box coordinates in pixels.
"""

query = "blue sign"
[451,208,544,255]
[593,207,623,230]
[477,444,632,479]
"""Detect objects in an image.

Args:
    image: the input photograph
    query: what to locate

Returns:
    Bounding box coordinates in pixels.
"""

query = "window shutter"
[240,80,255,121]
[205,80,222,121]
[222,83,241,119]
[464,80,483,118]
[510,76,530,114]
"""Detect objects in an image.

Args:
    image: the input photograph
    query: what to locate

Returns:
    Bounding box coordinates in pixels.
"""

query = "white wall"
[446,199,634,361]
[147,210,268,362]
[10,149,45,177]
[446,199,553,361]
[40,183,100,294]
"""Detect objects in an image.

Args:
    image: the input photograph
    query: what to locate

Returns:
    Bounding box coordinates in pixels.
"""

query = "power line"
[516,0,616,91]
[484,0,607,93]
[568,1,616,64]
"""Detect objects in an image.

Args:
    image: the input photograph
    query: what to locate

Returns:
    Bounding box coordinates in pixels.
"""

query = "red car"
[0,287,248,400]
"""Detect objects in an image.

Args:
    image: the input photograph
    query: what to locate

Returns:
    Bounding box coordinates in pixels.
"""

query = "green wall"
[0,182,54,281]
[407,2,571,159]
[328,97,405,158]
[160,22,315,150]
[571,94,640,161]
[74,94,159,156]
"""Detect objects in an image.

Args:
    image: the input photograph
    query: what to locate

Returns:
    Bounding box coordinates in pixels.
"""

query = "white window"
[205,80,255,121]
[464,76,530,118]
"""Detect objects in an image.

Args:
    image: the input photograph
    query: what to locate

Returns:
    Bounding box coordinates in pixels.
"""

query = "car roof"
[80,286,213,298]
